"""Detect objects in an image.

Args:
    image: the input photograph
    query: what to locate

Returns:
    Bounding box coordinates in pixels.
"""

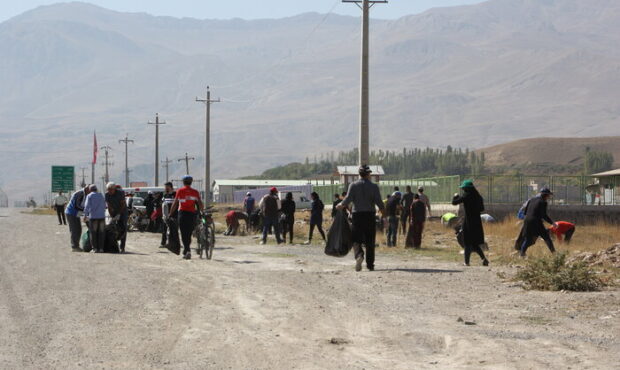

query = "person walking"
[105,182,127,253]
[169,176,204,260]
[451,180,489,266]
[406,193,427,249]
[517,187,557,257]
[259,187,283,245]
[280,192,296,244]
[83,185,106,253]
[417,186,431,217]
[336,165,385,272]
[549,221,576,244]
[161,182,178,248]
[400,186,414,234]
[385,191,402,247]
[65,185,90,252]
[305,192,326,244]
[244,192,255,215]
[53,191,69,225]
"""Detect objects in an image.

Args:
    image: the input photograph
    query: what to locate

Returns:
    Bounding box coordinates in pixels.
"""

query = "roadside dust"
[0,209,618,369]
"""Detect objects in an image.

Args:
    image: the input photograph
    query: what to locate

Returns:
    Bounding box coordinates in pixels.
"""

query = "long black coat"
[452,188,485,247]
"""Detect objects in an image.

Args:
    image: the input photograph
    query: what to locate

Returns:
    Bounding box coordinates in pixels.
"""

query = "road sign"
[51,166,75,193]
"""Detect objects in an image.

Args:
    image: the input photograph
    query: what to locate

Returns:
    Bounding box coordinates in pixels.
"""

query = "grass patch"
[22,208,55,216]
[515,252,604,291]
[257,252,297,258]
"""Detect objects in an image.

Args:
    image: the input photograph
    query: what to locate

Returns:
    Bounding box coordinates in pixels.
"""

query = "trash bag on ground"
[81,230,92,252]
[325,210,352,257]
[103,222,120,253]
[165,218,181,255]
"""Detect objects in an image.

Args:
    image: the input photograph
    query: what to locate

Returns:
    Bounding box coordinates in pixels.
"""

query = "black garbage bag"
[325,210,352,257]
[165,218,181,255]
[103,222,120,253]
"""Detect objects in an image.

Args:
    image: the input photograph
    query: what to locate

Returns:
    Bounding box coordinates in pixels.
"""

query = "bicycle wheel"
[206,224,215,260]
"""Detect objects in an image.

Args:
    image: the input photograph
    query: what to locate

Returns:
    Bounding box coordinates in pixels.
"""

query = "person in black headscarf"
[452,180,489,266]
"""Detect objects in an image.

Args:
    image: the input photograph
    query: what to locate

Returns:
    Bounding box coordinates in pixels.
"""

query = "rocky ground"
[0,208,618,369]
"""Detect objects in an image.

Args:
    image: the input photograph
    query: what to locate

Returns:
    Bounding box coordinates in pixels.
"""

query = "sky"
[0,0,486,23]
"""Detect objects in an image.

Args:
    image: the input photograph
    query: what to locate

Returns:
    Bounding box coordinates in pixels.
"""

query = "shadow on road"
[376,268,463,273]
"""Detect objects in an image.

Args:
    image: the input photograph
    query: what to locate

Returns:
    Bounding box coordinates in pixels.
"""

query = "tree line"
[246,146,486,180]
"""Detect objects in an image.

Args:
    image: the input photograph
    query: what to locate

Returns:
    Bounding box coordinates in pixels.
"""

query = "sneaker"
[159,244,167,249]
[355,256,363,272]
[303,240,311,245]
[183,253,191,260]
[482,259,489,266]
[71,248,82,252]
[367,266,374,271]
[260,240,266,245]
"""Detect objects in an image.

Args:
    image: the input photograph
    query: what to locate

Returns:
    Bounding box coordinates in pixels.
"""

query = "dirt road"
[0,209,618,369]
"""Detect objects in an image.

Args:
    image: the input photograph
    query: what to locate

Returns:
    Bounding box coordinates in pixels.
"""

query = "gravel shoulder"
[0,209,618,369]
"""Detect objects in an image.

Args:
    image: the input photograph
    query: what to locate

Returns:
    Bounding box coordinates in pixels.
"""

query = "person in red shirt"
[548,221,575,244]
[170,175,204,259]
[224,210,248,236]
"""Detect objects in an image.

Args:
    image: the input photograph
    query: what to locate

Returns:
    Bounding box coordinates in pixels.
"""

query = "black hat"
[358,164,372,175]
[540,187,553,195]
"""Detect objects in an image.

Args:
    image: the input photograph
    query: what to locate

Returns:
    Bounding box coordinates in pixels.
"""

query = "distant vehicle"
[279,191,311,209]
[123,186,165,199]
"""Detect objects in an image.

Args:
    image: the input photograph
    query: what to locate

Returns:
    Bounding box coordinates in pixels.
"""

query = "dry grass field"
[211,204,620,275]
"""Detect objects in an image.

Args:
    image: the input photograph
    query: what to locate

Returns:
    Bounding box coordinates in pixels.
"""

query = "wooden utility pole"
[196,86,220,202]
[118,134,134,187]
[343,0,387,166]
[147,113,166,186]
[161,157,173,183]
[100,145,113,185]
[178,153,195,175]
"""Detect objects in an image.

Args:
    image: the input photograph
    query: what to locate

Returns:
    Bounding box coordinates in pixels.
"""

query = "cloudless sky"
[1,0,486,23]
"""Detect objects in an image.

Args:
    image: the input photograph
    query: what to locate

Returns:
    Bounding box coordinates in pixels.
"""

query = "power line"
[177,153,196,175]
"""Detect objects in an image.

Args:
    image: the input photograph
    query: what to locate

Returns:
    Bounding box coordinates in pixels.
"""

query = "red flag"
[92,131,98,164]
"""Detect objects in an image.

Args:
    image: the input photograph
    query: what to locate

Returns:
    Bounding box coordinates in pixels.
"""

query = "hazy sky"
[1,0,486,22]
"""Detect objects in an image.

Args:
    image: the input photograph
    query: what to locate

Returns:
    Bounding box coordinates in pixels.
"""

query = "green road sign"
[51,166,75,193]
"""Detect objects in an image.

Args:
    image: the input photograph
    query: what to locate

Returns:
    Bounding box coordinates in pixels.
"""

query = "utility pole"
[161,157,173,183]
[147,113,166,186]
[100,145,113,185]
[178,153,195,175]
[196,86,220,202]
[118,134,134,188]
[79,167,88,188]
[343,0,387,166]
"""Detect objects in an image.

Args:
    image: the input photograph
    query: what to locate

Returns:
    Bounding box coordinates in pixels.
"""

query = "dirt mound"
[569,244,620,268]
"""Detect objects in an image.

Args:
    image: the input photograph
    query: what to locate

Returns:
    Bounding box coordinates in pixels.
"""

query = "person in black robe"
[452,180,489,266]
[517,187,557,257]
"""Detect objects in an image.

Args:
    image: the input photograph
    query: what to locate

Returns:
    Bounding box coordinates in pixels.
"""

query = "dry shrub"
[515,252,604,291]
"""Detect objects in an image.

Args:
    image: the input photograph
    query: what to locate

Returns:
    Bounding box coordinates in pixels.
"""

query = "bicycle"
[194,208,216,260]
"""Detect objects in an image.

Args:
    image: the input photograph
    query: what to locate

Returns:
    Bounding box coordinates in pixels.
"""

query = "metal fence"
[313,175,618,205]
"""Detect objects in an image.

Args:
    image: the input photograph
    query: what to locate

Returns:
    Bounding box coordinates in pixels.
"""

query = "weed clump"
[515,252,604,291]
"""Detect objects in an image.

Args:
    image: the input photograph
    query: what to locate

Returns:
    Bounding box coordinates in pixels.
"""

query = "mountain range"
[1,0,619,201]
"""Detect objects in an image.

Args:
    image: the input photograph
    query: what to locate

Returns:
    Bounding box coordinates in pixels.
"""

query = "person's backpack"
[325,210,352,257]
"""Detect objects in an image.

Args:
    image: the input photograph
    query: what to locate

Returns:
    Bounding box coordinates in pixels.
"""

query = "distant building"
[337,165,385,188]
[592,169,620,205]
[213,179,337,203]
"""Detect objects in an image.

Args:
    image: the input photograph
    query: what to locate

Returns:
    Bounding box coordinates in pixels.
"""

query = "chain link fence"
[313,175,618,205]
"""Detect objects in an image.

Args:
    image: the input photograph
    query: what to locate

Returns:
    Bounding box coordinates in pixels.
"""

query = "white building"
[213,179,336,203]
